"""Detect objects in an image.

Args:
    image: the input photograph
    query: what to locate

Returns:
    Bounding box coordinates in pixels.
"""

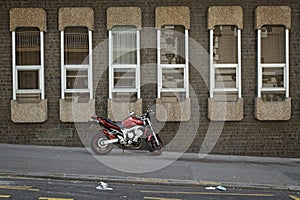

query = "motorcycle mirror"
[129,111,135,116]
[147,103,153,113]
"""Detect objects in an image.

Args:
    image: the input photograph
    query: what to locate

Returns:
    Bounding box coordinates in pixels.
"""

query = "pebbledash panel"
[0,0,299,157]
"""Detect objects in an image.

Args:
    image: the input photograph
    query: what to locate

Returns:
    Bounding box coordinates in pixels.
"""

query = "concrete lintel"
[10,8,47,31]
[59,7,94,31]
[208,6,243,30]
[155,6,190,29]
[255,6,291,29]
[107,7,142,30]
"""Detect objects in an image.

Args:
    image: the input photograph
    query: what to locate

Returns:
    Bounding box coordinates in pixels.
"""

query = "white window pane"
[161,92,186,103]
[160,25,185,64]
[213,25,237,64]
[262,68,284,88]
[213,91,238,102]
[261,91,285,102]
[16,93,41,103]
[215,68,236,88]
[112,26,137,64]
[261,25,285,63]
[65,92,90,103]
[16,27,40,65]
[66,70,88,89]
[112,92,137,103]
[18,70,39,89]
[162,68,184,88]
[64,27,89,64]
[113,68,136,88]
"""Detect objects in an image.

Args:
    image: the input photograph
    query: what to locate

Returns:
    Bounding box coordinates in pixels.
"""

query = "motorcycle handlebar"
[128,103,155,119]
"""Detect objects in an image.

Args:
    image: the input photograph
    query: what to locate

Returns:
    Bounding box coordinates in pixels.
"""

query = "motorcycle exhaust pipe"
[101,138,118,145]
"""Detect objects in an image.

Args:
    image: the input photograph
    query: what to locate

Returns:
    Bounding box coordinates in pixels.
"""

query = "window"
[157,25,189,102]
[209,25,241,102]
[257,25,289,101]
[61,26,93,102]
[109,26,140,102]
[12,27,44,102]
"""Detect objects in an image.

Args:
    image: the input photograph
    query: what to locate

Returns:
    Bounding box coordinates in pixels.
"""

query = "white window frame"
[60,29,93,99]
[157,28,189,99]
[108,27,140,99]
[209,27,242,99]
[12,30,45,100]
[257,28,289,98]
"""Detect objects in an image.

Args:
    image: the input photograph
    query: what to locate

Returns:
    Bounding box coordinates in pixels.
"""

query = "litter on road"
[216,185,227,191]
[96,181,113,191]
[205,185,227,191]
[205,186,216,190]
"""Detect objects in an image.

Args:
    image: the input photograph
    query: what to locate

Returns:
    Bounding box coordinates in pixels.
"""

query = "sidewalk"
[0,143,299,191]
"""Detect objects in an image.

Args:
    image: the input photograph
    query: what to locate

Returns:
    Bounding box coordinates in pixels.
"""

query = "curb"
[1,172,299,192]
[178,153,300,165]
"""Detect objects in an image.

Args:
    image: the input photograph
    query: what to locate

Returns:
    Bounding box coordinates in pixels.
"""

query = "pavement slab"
[0,143,299,191]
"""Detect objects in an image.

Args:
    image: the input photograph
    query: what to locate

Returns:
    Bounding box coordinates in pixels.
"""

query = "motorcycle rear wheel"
[147,135,163,156]
[91,133,113,155]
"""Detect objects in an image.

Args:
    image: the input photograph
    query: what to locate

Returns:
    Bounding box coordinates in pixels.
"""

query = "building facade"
[0,0,299,157]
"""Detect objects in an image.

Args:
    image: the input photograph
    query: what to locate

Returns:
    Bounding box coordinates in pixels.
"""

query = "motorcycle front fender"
[147,134,163,155]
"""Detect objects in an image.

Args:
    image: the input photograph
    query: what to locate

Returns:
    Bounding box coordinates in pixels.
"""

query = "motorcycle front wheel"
[90,133,113,155]
[147,134,163,156]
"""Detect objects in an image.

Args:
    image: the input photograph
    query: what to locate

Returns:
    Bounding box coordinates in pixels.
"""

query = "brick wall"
[0,0,299,157]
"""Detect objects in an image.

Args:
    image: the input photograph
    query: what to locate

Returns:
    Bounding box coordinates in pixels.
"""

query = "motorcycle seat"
[100,116,124,129]
[115,122,124,129]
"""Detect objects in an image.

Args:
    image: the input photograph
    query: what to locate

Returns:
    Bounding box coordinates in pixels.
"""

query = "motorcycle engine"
[126,128,143,144]
[127,131,135,140]
[134,129,143,141]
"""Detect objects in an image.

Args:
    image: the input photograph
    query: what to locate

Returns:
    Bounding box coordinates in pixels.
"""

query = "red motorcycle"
[89,105,163,155]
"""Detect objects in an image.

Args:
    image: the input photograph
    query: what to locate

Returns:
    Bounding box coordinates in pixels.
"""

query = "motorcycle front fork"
[146,118,160,146]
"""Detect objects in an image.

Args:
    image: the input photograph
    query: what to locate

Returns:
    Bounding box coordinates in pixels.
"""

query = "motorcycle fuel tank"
[122,116,143,128]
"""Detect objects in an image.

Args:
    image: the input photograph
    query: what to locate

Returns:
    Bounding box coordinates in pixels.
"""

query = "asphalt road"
[0,177,299,200]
